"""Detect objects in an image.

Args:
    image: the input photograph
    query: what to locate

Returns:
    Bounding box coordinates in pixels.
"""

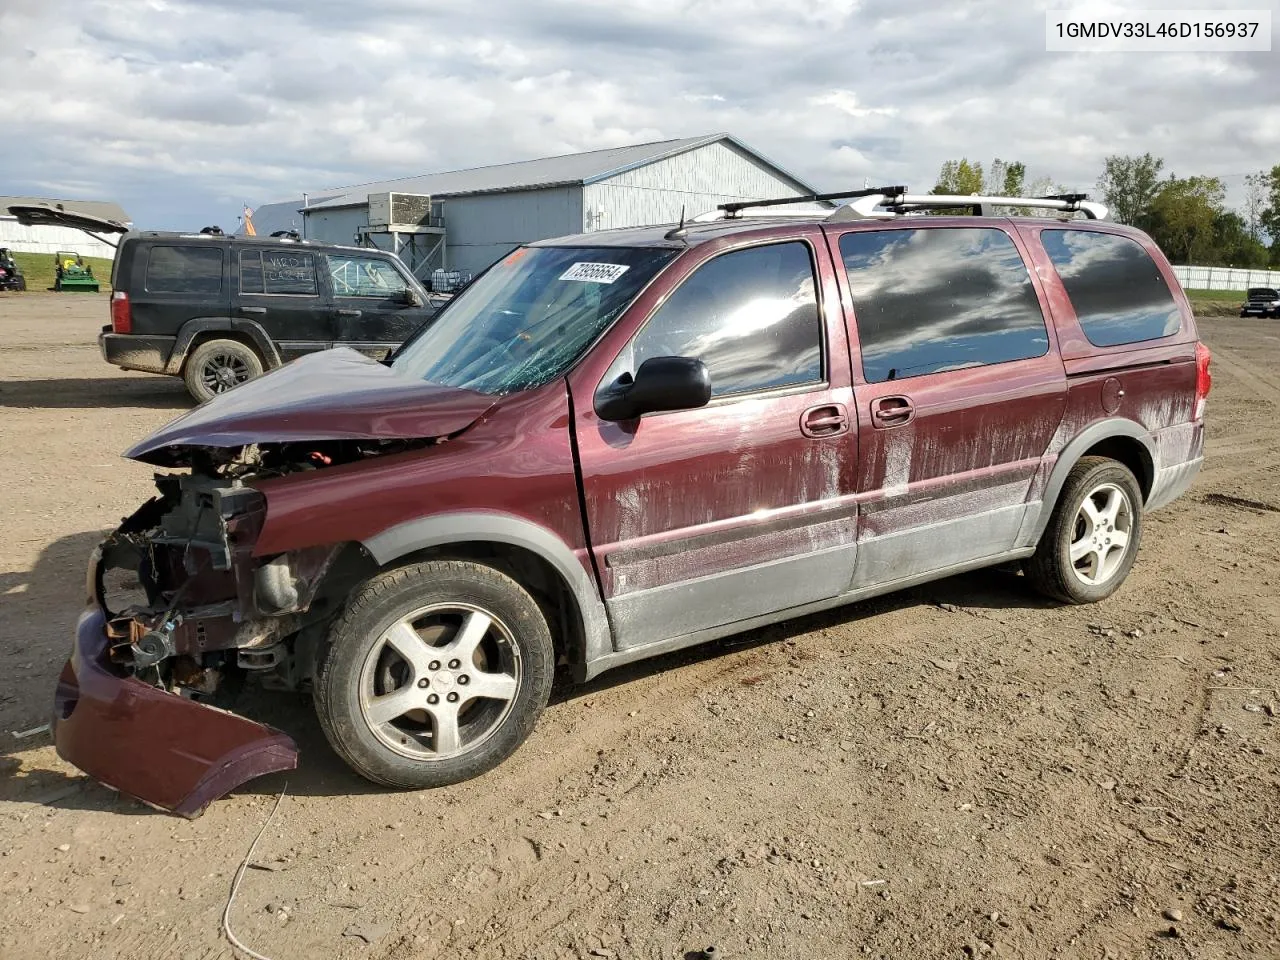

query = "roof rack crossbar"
[718,186,908,216]
[830,192,1107,222]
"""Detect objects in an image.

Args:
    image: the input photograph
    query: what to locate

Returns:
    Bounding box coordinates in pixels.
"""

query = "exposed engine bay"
[92,440,412,700]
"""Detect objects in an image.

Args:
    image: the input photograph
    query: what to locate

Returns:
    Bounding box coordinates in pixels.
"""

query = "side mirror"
[400,288,423,307]
[595,356,712,422]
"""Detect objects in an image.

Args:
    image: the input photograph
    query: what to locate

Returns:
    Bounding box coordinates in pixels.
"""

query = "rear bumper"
[99,329,177,375]
[53,608,297,817]
[1147,456,1203,512]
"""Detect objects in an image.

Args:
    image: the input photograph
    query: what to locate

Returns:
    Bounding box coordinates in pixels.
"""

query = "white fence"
[0,217,119,260]
[1172,265,1280,292]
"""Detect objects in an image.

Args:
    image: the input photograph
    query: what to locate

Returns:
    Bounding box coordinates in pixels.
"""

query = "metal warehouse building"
[250,133,818,280]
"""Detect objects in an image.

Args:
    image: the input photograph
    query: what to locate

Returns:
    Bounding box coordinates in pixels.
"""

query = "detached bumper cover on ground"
[53,607,298,817]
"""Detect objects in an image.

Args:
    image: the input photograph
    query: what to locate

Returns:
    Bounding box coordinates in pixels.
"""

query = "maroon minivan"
[53,190,1212,815]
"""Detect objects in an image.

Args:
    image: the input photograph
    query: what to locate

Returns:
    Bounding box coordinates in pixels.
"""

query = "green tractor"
[54,250,100,292]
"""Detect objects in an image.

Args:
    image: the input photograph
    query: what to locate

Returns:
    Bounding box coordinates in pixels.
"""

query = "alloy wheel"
[357,602,521,761]
[1069,482,1134,586]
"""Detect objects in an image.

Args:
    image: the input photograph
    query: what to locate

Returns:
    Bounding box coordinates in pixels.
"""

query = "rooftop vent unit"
[367,192,440,230]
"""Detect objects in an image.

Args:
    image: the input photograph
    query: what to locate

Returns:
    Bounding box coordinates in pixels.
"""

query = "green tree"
[1210,211,1269,267]
[1096,153,1165,226]
[1144,176,1226,264]
[1243,170,1269,242]
[1258,164,1280,249]
[932,159,985,195]
[984,159,1026,196]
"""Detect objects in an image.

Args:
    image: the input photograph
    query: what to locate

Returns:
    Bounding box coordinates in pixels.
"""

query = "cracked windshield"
[392,245,677,393]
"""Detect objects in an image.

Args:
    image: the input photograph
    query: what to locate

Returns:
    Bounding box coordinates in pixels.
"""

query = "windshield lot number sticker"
[560,262,631,284]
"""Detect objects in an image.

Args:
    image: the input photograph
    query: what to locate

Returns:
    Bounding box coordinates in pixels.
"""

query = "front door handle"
[336,309,362,318]
[871,395,914,428]
[800,403,850,438]
[240,306,267,316]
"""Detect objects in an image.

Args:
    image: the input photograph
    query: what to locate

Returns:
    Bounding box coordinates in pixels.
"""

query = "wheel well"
[1080,436,1154,501]
[181,332,267,372]
[385,542,586,669]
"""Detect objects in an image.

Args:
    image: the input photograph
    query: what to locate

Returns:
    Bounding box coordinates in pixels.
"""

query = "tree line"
[930,156,1280,268]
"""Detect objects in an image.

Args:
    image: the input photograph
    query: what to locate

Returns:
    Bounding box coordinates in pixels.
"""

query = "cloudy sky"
[2,0,1276,229]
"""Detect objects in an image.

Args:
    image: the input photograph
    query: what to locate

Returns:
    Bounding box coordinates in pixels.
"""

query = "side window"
[612,241,822,398]
[1041,230,1181,346]
[239,250,264,294]
[240,249,318,296]
[145,246,223,294]
[326,255,410,298]
[839,228,1048,383]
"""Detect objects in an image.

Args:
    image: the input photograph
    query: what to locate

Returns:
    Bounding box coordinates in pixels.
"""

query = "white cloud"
[0,0,1276,227]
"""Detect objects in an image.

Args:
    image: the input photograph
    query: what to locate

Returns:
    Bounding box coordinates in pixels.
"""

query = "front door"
[828,224,1067,588]
[322,252,434,359]
[571,237,860,651]
[233,247,331,361]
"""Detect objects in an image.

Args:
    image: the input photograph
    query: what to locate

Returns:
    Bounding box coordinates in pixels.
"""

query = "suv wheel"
[1027,456,1144,604]
[184,338,263,403]
[314,560,555,789]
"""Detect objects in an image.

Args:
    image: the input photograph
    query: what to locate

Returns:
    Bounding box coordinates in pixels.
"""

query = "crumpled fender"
[53,608,297,817]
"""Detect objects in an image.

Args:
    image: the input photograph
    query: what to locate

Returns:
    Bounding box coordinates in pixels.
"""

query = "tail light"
[1194,341,1211,420]
[110,291,132,333]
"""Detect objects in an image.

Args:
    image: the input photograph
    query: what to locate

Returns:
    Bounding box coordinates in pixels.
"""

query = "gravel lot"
[1,292,1278,960]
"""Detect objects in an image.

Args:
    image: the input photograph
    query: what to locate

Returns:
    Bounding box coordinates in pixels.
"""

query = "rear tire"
[1026,456,1144,605]
[314,560,555,789]
[183,338,263,403]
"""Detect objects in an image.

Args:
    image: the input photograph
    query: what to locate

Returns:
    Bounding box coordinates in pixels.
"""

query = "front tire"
[314,560,555,789]
[1026,456,1144,604]
[183,338,263,403]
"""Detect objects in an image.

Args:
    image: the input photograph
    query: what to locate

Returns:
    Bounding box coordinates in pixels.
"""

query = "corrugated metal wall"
[301,207,367,247]
[583,140,807,231]
[301,187,582,276]
[442,187,583,274]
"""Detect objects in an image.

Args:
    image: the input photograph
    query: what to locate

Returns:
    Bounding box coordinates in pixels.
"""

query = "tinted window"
[1042,230,1180,346]
[839,228,1048,383]
[326,254,409,298]
[145,246,223,294]
[612,242,822,398]
[240,249,318,296]
[239,250,264,294]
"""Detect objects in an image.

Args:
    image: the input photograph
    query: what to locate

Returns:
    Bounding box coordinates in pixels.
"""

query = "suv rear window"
[1041,230,1181,346]
[145,246,223,295]
[839,227,1048,383]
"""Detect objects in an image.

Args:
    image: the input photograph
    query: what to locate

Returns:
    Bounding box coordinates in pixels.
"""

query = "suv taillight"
[110,291,131,334]
[1194,341,1212,419]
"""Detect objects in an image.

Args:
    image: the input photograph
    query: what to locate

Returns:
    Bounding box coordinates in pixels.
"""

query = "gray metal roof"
[298,133,817,211]
[0,195,131,225]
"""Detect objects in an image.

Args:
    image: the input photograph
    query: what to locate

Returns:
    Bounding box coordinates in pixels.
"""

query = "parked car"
[1239,287,1280,318]
[0,247,25,291]
[5,203,440,402]
[51,189,1211,815]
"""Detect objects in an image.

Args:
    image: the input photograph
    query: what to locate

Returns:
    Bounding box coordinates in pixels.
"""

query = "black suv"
[1240,287,1280,318]
[105,233,440,401]
[5,202,440,402]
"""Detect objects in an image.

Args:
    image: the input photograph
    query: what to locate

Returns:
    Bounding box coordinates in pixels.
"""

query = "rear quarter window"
[1041,230,1181,347]
[145,245,223,295]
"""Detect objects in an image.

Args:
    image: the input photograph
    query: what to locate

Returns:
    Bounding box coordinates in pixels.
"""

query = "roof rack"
[689,188,1106,224]
[831,190,1107,221]
[712,186,909,218]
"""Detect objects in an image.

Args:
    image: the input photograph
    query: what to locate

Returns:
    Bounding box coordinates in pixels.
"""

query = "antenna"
[664,205,688,242]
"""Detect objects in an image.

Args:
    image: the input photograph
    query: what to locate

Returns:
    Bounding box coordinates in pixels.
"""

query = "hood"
[126,348,497,466]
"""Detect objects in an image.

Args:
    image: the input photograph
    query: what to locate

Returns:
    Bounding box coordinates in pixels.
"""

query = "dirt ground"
[1,293,1277,960]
